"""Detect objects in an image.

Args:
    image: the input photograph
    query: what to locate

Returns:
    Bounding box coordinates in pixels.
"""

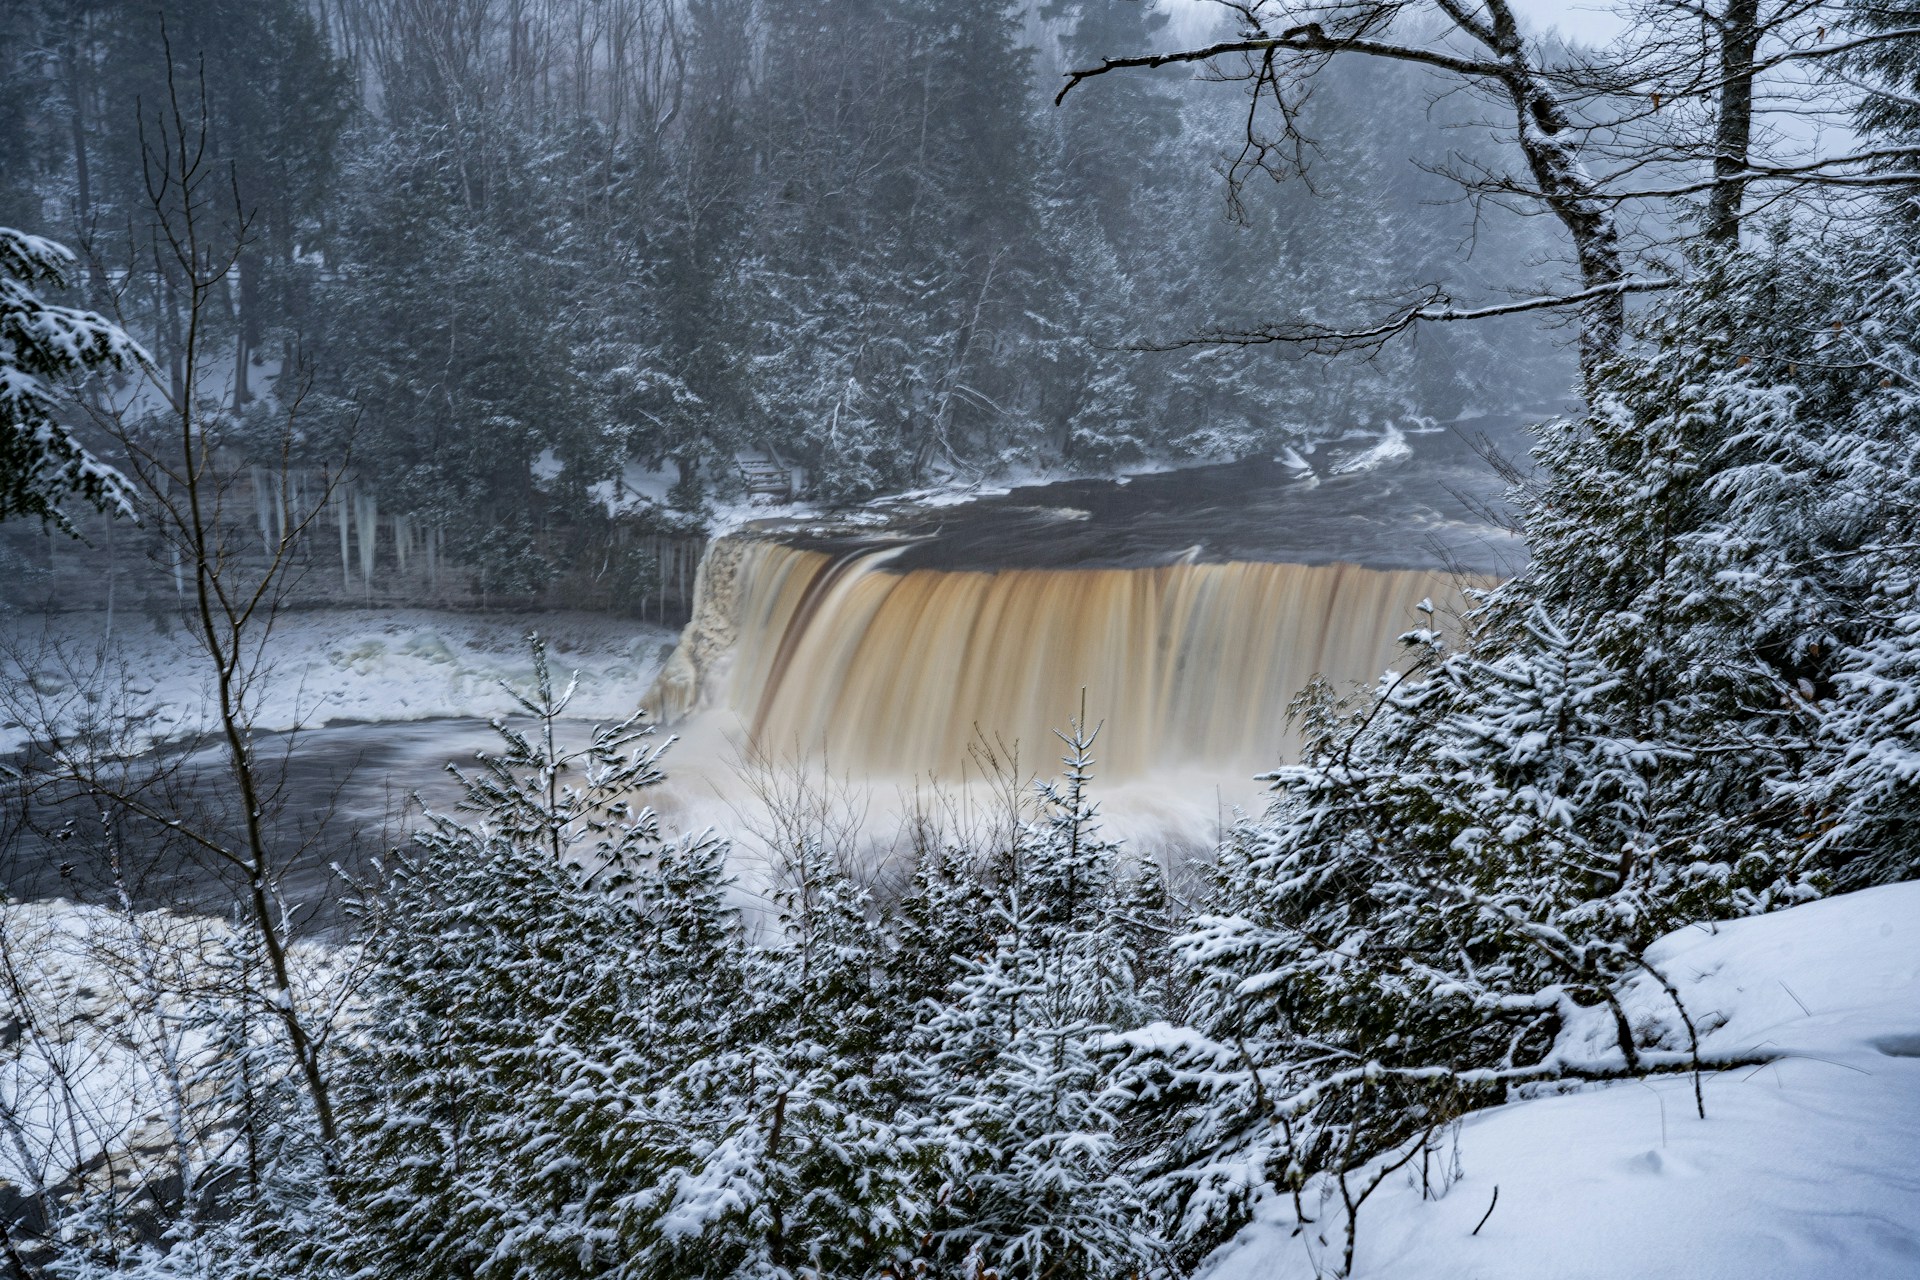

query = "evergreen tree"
[1754,233,1920,889]
[743,0,1052,498]
[312,113,602,591]
[1084,198,1920,1269]
[325,637,740,1280]
[89,0,349,390]
[1098,235,1920,1267]
[1845,1,1920,158]
[911,720,1162,1280]
[650,839,929,1279]
[0,226,142,529]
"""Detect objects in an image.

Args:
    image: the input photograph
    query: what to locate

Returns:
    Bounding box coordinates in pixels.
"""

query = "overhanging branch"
[1055,25,1501,107]
[1136,277,1681,356]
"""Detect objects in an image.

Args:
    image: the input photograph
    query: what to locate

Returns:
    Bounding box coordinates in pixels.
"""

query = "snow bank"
[0,898,347,1191]
[0,608,677,756]
[1202,881,1920,1280]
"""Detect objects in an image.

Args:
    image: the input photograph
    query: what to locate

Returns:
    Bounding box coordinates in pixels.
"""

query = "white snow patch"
[1,609,679,756]
[589,461,681,517]
[0,898,346,1191]
[1199,881,1920,1280]
[1328,424,1414,476]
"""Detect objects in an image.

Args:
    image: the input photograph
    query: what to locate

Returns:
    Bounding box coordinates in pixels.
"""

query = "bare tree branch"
[1141,278,1679,356]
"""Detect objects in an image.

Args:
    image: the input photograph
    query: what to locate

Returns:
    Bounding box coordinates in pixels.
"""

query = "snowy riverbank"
[0,897,351,1192]
[1201,880,1920,1280]
[0,608,678,757]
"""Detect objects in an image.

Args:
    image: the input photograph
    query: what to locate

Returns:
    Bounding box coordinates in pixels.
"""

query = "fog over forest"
[2,0,1575,602]
[6,2,1920,1279]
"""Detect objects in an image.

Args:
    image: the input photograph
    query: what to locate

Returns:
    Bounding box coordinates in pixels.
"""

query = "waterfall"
[650,537,1492,778]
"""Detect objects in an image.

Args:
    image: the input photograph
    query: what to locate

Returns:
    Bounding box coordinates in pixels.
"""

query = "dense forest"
[0,0,1562,591]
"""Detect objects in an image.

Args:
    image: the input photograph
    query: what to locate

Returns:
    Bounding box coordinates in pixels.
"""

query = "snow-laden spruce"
[0,228,144,531]
[1096,219,1920,1271]
[301,649,1175,1280]
[316,641,753,1280]
[906,720,1165,1278]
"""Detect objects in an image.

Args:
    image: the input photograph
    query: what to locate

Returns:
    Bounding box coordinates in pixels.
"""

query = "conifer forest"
[3,1,1920,1278]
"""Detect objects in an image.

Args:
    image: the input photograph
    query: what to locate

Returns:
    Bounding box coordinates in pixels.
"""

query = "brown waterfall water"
[649,536,1491,780]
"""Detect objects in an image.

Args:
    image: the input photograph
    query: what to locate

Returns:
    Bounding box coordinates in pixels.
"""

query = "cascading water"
[648,536,1490,779]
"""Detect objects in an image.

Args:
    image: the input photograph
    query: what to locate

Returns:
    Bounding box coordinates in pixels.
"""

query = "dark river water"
[2,718,526,932]
[774,417,1530,575]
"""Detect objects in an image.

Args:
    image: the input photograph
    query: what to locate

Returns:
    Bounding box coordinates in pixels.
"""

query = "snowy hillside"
[1201,883,1920,1280]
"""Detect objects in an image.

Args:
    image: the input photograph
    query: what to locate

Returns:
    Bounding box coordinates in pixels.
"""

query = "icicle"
[393,513,410,575]
[355,492,379,589]
[336,483,352,591]
[252,467,273,552]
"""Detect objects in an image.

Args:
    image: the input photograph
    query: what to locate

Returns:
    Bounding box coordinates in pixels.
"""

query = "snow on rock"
[0,608,679,756]
[1200,882,1920,1280]
[1327,424,1414,476]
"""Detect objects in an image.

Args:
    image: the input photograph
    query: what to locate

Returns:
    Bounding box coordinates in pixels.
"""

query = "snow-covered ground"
[5,827,1915,1274]
[0,897,349,1191]
[0,608,678,756]
[1203,881,1920,1280]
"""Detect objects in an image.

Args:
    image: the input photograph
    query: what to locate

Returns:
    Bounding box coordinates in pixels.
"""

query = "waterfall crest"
[649,537,1491,777]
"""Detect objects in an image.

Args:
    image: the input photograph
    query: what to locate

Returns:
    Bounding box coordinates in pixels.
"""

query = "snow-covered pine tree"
[1030,0,1184,469]
[1033,200,1155,469]
[741,0,1054,498]
[1740,237,1920,888]
[1505,200,1920,901]
[886,834,999,1019]
[619,834,930,1280]
[1100,232,1920,1270]
[318,637,740,1280]
[911,718,1162,1280]
[1778,9,1920,888]
[0,227,143,530]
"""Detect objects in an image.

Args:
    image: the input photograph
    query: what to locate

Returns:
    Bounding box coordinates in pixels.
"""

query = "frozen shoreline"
[0,607,678,758]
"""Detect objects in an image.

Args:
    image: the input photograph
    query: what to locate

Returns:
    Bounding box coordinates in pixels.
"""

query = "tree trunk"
[1705,0,1763,245]
[1483,1,1629,376]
